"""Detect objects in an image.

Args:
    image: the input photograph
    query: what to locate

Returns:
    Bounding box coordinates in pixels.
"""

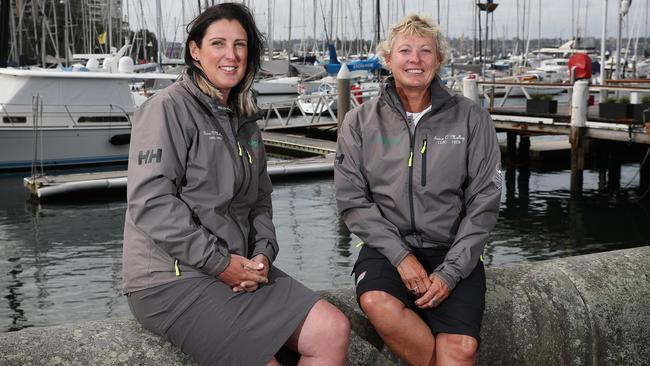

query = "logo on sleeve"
[138,149,162,165]
[493,168,503,190]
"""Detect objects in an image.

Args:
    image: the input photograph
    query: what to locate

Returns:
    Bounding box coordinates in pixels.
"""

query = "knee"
[359,291,402,319]
[440,334,478,362]
[318,301,351,345]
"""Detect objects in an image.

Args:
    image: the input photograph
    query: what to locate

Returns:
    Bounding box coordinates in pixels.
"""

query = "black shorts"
[353,245,486,342]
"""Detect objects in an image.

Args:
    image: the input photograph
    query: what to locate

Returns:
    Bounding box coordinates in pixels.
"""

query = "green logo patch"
[247,139,261,148]
[379,135,401,146]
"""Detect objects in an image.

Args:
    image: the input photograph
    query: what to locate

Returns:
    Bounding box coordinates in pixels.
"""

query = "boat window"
[2,116,27,123]
[77,116,129,123]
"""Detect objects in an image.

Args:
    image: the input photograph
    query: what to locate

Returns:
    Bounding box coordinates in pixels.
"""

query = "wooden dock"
[24,133,336,200]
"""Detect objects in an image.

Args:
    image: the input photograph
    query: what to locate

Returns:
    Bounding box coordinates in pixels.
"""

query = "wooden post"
[337,63,351,129]
[518,135,530,165]
[570,79,589,195]
[607,143,621,192]
[506,132,517,165]
[640,152,650,196]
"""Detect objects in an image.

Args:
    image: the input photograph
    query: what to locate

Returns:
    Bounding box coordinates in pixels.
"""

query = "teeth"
[406,69,423,74]
[220,66,236,71]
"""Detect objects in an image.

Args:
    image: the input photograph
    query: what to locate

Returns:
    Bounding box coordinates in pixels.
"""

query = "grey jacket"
[334,76,501,291]
[122,70,277,294]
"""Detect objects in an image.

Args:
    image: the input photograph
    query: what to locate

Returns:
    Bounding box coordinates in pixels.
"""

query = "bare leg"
[435,333,478,366]
[285,299,350,366]
[360,291,435,366]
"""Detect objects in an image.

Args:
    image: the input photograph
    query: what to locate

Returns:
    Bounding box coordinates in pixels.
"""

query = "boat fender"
[110,134,131,145]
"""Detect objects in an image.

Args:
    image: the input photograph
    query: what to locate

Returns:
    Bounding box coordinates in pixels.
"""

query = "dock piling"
[336,63,351,128]
[462,76,480,104]
[570,79,589,194]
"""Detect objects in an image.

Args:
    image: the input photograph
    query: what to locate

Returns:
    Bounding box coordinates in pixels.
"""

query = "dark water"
[1,160,649,332]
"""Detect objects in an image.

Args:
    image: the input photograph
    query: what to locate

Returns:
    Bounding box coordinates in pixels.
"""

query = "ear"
[189,40,200,61]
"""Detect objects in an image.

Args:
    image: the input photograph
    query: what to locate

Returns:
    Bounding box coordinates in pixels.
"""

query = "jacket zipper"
[421,137,427,186]
[404,119,416,233]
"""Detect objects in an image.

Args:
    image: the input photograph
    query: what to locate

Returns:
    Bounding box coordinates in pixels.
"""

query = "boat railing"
[474,80,650,108]
[257,86,380,130]
[0,102,134,126]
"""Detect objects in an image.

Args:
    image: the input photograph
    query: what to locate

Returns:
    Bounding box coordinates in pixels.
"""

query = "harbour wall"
[1,246,648,365]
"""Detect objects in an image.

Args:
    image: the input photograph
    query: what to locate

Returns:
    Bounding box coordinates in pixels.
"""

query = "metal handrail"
[257,86,379,130]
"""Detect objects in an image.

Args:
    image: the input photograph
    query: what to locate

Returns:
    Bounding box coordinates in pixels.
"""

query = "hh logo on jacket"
[138,149,162,165]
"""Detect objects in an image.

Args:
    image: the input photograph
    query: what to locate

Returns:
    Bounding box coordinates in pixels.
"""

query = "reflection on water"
[1,163,649,332]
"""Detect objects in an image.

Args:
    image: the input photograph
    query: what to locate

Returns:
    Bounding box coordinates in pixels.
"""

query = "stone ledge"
[1,246,649,365]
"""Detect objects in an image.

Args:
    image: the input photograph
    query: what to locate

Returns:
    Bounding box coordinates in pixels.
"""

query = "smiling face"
[387,34,439,94]
[189,19,248,102]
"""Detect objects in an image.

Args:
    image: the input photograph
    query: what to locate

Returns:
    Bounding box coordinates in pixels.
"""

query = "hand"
[415,274,450,309]
[232,254,270,293]
[218,254,268,291]
[396,254,431,297]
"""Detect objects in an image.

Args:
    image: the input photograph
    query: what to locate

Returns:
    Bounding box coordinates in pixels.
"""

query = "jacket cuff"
[389,247,412,268]
[251,239,278,263]
[203,239,231,277]
[433,269,458,291]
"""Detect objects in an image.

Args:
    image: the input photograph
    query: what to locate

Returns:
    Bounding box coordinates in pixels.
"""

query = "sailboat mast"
[156,0,162,64]
[600,0,608,85]
[108,0,113,52]
[267,0,273,59]
[288,0,292,55]
[64,0,70,65]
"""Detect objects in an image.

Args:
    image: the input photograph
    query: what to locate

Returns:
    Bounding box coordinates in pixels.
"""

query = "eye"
[235,42,247,49]
[398,49,410,54]
[211,40,224,47]
[421,49,433,54]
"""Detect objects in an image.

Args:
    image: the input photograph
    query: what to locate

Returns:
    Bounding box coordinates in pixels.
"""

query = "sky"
[126,0,649,45]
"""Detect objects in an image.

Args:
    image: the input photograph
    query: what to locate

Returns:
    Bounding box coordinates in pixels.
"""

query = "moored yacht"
[0,68,177,170]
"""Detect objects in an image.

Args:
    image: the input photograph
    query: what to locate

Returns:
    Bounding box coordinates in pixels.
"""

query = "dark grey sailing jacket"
[122,71,277,294]
[335,76,501,291]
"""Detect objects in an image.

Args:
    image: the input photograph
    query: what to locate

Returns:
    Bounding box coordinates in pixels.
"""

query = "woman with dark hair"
[123,3,350,365]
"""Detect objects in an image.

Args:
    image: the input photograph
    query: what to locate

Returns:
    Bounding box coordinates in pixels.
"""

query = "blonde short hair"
[377,14,449,74]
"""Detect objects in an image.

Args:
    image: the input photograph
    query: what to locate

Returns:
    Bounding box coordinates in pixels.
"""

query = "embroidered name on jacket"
[202,130,223,140]
[433,134,466,145]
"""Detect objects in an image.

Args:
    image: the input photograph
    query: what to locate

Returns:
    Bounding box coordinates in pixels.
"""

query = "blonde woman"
[335,14,501,365]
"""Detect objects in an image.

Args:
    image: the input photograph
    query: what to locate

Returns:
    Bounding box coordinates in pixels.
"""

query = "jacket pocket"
[420,137,427,186]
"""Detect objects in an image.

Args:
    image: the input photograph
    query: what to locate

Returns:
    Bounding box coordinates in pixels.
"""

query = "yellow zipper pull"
[246,150,253,164]
[174,259,181,276]
[420,139,427,154]
[408,151,413,167]
[237,142,243,156]
[355,241,364,248]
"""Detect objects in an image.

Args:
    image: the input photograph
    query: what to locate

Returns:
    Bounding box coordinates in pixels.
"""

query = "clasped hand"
[217,254,270,293]
[397,254,450,309]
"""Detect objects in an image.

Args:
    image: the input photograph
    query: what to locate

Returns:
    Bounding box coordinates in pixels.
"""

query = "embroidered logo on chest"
[432,134,465,145]
[202,130,223,141]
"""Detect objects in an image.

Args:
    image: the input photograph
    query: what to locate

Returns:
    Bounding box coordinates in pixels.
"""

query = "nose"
[225,44,238,61]
[408,50,421,63]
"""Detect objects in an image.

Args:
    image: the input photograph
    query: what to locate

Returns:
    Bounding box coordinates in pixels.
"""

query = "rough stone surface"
[1,246,648,365]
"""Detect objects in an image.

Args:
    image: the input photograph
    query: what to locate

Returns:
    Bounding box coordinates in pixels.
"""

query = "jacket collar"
[178,68,263,126]
[178,68,233,116]
[382,75,454,117]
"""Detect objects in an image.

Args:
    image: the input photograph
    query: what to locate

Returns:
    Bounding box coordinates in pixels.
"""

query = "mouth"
[219,66,238,72]
[405,68,424,74]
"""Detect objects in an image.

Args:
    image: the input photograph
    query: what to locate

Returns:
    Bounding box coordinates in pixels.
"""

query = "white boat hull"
[0,127,130,170]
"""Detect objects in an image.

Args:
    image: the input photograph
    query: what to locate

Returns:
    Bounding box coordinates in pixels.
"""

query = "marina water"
[1,162,649,332]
